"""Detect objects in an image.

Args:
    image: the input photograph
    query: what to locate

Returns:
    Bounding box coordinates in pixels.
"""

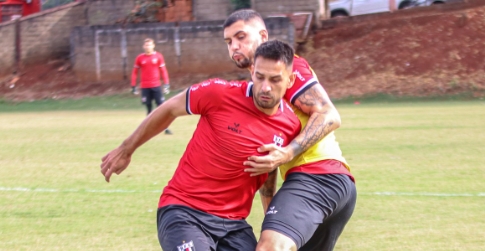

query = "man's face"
[223,20,267,69]
[251,57,294,114]
[143,41,155,54]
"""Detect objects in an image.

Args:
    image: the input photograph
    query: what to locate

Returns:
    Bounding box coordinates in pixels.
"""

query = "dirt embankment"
[2,1,485,102]
[301,0,485,99]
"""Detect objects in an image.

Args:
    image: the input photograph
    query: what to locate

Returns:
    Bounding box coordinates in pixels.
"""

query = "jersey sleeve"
[185,79,227,115]
[158,53,166,68]
[284,57,319,105]
[133,55,141,68]
[158,53,170,84]
[131,55,141,86]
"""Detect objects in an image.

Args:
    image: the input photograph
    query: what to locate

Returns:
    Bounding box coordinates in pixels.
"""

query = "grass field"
[1,96,484,250]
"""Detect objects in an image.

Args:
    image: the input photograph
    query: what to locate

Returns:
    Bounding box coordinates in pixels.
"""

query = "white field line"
[359,191,485,197]
[0,187,162,194]
[1,187,484,197]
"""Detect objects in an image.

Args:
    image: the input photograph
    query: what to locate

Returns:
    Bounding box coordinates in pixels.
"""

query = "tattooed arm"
[286,83,341,158]
[259,169,278,213]
[243,83,341,175]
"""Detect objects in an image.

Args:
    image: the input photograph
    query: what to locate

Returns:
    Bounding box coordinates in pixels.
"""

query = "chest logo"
[228,122,242,134]
[273,134,284,147]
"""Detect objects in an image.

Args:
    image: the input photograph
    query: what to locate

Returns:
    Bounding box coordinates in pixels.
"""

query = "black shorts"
[141,87,164,105]
[157,205,257,251]
[262,173,356,251]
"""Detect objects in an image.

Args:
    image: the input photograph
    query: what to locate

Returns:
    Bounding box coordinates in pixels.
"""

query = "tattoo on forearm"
[296,112,334,152]
[292,85,336,154]
[259,171,277,197]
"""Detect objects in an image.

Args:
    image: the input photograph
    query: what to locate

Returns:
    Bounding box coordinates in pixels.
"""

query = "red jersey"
[280,55,354,181]
[158,79,301,220]
[131,52,169,88]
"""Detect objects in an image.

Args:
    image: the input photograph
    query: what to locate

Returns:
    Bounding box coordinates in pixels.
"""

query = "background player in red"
[101,40,301,251]
[131,38,173,135]
[223,10,356,251]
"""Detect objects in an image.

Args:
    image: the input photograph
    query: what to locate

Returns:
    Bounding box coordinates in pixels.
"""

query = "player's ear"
[287,71,296,89]
[250,64,255,75]
[259,29,268,42]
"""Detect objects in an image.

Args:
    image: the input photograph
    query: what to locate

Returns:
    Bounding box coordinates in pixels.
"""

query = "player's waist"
[283,159,354,182]
[139,81,161,88]
[158,193,250,220]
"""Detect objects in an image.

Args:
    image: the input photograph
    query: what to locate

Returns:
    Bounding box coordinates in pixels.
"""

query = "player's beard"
[255,91,278,109]
[232,53,252,69]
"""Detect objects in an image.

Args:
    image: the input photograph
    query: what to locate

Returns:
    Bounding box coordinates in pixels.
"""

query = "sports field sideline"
[0,97,484,250]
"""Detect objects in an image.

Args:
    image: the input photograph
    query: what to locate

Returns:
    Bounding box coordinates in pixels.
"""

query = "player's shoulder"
[193,78,248,93]
[292,54,311,70]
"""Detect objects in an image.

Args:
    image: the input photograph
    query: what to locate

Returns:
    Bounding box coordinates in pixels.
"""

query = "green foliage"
[41,0,76,10]
[230,0,250,11]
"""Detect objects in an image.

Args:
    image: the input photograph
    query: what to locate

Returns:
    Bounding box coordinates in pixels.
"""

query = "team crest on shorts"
[177,240,195,251]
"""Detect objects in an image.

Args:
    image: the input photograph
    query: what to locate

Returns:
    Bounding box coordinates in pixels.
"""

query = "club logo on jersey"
[266,206,278,215]
[228,122,242,134]
[273,134,284,147]
[177,240,195,251]
[293,70,306,82]
[152,58,158,64]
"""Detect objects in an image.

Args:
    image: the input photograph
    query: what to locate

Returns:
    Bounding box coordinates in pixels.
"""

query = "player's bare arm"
[244,84,341,175]
[258,169,278,213]
[100,89,188,182]
[289,83,341,156]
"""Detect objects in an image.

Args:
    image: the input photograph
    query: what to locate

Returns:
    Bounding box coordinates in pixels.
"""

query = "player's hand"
[243,144,293,176]
[100,146,132,183]
[131,86,139,95]
[163,84,170,95]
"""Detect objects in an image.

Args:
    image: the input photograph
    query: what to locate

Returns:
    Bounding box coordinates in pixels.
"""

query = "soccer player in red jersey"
[131,38,173,134]
[223,10,356,251]
[101,40,301,251]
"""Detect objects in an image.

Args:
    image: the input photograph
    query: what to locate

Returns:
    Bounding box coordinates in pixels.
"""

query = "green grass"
[0,92,181,113]
[0,98,484,250]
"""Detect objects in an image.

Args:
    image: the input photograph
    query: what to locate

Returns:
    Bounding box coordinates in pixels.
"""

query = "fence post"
[14,18,21,74]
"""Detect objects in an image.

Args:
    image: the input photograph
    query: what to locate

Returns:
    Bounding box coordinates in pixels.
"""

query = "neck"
[145,51,154,55]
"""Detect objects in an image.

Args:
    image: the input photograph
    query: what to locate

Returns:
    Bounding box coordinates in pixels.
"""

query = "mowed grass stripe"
[0,100,484,250]
[2,186,485,197]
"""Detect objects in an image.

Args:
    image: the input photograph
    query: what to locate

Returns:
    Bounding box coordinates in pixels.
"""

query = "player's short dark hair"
[144,38,154,44]
[254,40,294,68]
[223,9,265,28]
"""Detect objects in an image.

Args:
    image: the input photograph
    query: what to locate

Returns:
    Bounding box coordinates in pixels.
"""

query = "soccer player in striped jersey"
[223,10,357,251]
